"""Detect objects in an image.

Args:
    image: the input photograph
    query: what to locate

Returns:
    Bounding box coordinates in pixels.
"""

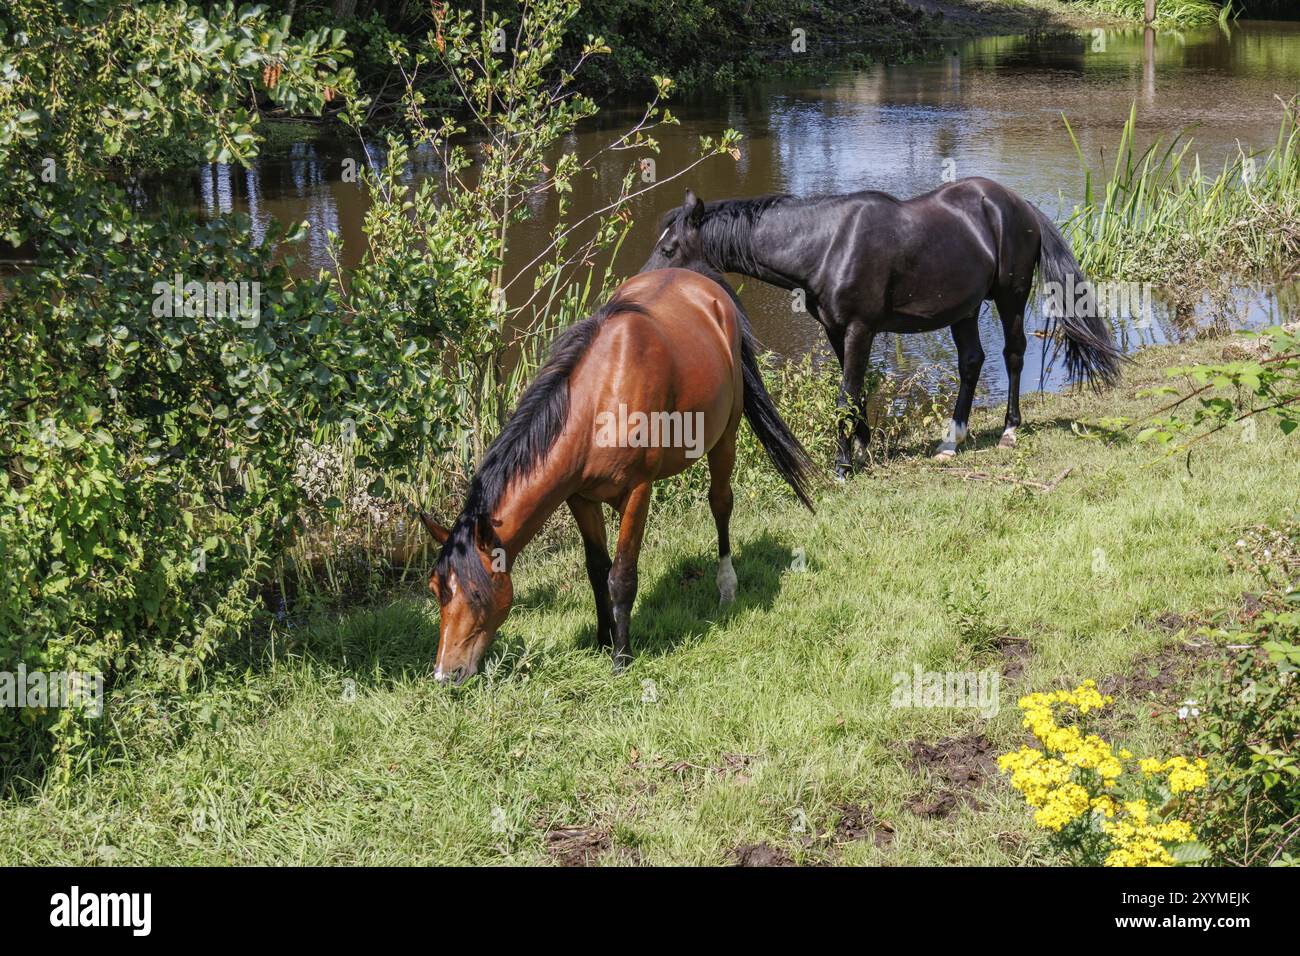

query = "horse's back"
[614,268,741,353]
[828,177,1040,325]
[569,269,743,485]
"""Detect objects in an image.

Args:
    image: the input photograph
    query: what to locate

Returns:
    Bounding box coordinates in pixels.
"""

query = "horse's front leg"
[568,496,613,648]
[936,315,984,459]
[609,481,653,673]
[835,322,874,479]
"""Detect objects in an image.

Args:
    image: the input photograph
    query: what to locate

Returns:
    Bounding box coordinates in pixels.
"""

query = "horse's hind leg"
[707,429,737,604]
[994,289,1030,449]
[936,315,984,459]
[609,481,652,673]
[568,497,613,648]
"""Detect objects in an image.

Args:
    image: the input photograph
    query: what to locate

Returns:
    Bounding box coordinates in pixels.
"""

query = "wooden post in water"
[1143,27,1157,104]
[1145,0,1157,25]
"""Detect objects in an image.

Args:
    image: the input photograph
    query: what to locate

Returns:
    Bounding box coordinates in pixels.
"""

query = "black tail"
[1031,204,1123,390]
[739,317,817,512]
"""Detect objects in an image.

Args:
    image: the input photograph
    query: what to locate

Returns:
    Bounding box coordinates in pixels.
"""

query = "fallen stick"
[937,466,1072,492]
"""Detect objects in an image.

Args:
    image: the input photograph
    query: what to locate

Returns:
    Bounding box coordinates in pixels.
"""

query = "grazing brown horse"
[418,268,815,683]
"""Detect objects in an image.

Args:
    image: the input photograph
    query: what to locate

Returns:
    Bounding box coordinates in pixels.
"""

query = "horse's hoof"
[998,428,1017,449]
[612,653,633,675]
[933,446,957,460]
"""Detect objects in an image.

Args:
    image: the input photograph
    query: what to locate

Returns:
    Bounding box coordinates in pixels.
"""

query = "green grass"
[2,336,1296,865]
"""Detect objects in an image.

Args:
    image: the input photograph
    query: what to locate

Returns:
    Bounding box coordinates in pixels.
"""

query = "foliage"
[0,1,381,780]
[999,680,1210,866]
[1181,527,1300,865]
[1126,325,1300,453]
[943,582,1000,654]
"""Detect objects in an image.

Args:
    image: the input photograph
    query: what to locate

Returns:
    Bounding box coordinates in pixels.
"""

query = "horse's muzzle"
[434,666,464,686]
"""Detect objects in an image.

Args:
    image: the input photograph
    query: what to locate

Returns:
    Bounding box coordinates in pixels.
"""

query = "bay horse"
[417,268,815,684]
[642,178,1123,477]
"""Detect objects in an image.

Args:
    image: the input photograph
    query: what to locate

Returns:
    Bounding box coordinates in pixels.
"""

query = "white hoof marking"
[717,555,737,604]
[934,419,968,459]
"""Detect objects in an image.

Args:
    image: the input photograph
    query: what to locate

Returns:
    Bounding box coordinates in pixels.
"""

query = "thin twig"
[936,466,1073,493]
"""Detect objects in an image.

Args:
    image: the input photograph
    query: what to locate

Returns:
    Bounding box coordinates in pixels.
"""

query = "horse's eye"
[662,242,677,256]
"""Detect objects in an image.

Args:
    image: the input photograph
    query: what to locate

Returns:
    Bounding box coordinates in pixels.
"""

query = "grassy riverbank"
[2,334,1294,865]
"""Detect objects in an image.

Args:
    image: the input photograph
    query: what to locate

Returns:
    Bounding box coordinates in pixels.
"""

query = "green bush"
[1187,606,1300,865]
[0,2,462,782]
[1169,521,1300,865]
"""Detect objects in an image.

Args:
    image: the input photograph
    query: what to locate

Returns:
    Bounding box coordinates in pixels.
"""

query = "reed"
[1079,0,1232,27]
[1063,98,1300,289]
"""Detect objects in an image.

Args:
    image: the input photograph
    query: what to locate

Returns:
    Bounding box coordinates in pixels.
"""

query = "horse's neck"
[710,200,814,290]
[485,453,576,568]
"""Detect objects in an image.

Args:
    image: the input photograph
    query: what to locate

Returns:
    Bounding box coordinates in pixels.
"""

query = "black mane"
[698,194,793,274]
[435,292,648,608]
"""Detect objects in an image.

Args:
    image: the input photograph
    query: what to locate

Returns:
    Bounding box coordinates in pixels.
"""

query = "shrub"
[0,2,462,782]
[1180,523,1300,865]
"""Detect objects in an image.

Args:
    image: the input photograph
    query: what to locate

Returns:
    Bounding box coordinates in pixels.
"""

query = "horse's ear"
[418,512,450,544]
[683,188,704,227]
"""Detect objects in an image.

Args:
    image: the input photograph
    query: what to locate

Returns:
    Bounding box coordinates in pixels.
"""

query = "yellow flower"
[1034,783,1091,831]
[1091,794,1118,818]
[1163,757,1209,794]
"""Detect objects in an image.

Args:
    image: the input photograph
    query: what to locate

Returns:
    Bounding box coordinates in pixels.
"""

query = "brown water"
[181,21,1300,401]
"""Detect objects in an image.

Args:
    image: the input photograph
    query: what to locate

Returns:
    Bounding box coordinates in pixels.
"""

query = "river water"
[185,20,1300,401]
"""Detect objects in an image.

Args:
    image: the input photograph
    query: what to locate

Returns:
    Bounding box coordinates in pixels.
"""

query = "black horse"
[641,178,1122,476]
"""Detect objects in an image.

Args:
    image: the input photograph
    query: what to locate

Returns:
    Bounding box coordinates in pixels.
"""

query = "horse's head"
[418,512,513,685]
[641,188,708,273]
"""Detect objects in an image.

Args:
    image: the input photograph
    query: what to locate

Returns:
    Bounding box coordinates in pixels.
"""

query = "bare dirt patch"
[543,825,641,866]
[994,635,1032,680]
[1099,641,1215,704]
[832,802,895,847]
[904,732,997,818]
[728,842,796,867]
